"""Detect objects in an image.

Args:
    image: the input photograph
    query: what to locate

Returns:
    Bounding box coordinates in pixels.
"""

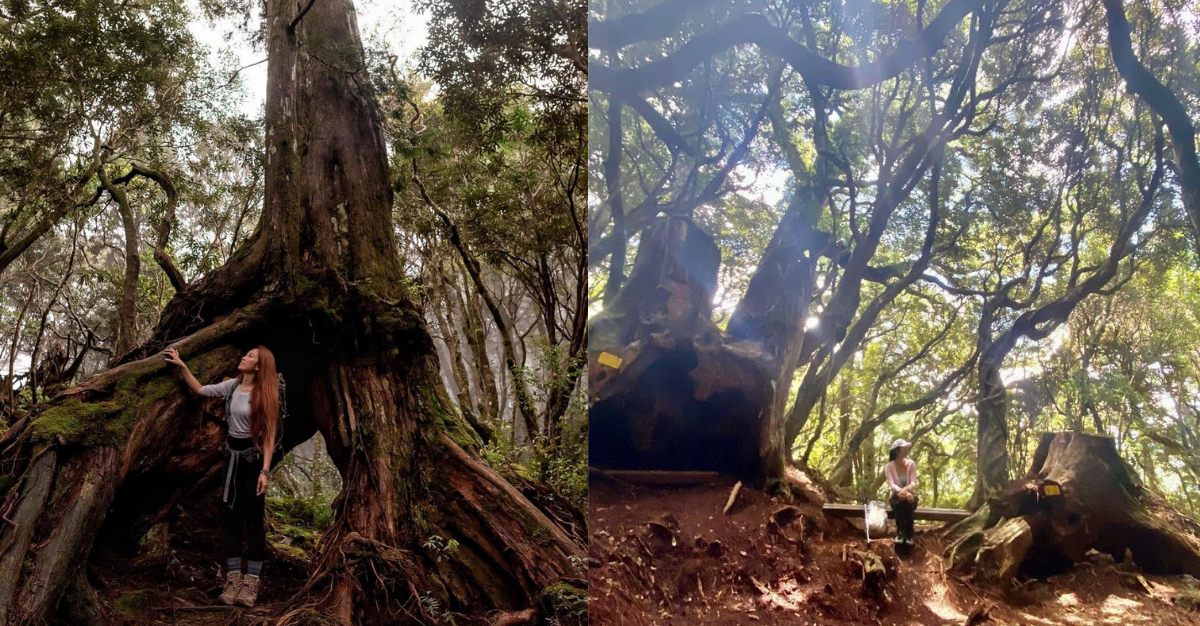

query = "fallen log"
[973,517,1032,584]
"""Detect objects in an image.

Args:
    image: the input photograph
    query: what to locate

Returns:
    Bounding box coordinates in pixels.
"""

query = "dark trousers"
[891,493,918,538]
[224,437,266,563]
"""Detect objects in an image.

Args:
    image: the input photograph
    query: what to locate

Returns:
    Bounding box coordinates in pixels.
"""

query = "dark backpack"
[223,372,287,454]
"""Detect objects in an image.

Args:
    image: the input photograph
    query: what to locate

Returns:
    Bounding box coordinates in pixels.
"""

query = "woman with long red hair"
[164,345,281,607]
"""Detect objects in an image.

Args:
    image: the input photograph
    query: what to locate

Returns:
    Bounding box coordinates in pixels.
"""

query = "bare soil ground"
[589,475,1200,626]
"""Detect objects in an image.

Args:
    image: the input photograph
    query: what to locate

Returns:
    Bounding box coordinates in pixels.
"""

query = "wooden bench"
[588,468,723,486]
[822,503,971,522]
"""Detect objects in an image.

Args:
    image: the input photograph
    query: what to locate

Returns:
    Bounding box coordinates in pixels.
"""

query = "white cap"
[890,438,912,451]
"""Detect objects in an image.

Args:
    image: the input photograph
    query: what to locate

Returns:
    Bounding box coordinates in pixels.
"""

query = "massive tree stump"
[589,217,775,485]
[946,432,1200,583]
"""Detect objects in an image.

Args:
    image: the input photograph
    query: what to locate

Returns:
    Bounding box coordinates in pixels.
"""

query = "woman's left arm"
[257,420,277,495]
[906,460,918,491]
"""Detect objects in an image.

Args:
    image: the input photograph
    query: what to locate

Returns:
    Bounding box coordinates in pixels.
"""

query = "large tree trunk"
[0,1,585,623]
[588,217,774,485]
[966,148,1162,507]
[946,432,1200,584]
[726,188,822,481]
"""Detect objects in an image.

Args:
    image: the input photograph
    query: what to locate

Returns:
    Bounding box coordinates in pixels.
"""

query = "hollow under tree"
[0,0,584,624]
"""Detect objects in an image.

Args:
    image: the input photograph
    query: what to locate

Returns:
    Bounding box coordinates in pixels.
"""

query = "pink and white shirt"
[885,457,917,495]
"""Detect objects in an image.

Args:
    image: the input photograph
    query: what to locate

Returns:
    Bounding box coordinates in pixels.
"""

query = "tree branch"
[1101,0,1200,259]
[289,0,318,34]
[589,0,983,94]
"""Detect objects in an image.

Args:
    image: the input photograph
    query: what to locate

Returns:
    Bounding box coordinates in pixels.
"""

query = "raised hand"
[164,348,185,368]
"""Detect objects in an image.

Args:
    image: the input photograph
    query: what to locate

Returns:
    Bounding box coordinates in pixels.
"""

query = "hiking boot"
[218,572,243,605]
[895,534,904,543]
[235,574,260,607]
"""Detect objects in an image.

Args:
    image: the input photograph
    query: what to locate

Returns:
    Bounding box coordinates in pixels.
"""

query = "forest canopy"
[588,0,1200,516]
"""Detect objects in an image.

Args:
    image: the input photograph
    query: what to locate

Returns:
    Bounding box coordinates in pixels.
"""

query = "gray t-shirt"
[200,378,252,438]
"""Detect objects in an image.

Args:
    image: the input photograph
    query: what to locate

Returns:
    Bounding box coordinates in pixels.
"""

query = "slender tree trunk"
[603,93,626,303]
[98,165,140,362]
[837,374,850,449]
[415,170,541,444]
[800,391,827,466]
[29,220,79,401]
[541,283,587,448]
[127,164,187,292]
[432,268,493,444]
[932,461,940,507]
[974,349,1010,505]
[456,273,501,427]
[7,280,36,415]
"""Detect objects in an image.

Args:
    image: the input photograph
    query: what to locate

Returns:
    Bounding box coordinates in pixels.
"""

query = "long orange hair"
[237,345,280,452]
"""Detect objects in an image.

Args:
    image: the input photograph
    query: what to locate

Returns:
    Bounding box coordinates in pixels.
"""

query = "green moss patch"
[440,408,481,451]
[274,524,319,552]
[266,495,333,530]
[28,397,128,447]
[1176,586,1200,612]
[25,376,165,448]
[229,239,254,262]
[266,496,333,562]
[293,274,341,323]
[539,580,587,626]
[112,589,154,617]
[270,541,311,564]
[416,383,481,452]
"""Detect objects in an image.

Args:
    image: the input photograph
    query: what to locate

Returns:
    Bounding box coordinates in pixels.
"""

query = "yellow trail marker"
[597,352,623,369]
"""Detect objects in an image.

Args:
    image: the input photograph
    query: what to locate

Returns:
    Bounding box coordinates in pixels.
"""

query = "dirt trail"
[589,475,1200,625]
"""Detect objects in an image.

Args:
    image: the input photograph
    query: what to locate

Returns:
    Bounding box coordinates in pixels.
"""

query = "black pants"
[891,493,918,539]
[224,437,266,562]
